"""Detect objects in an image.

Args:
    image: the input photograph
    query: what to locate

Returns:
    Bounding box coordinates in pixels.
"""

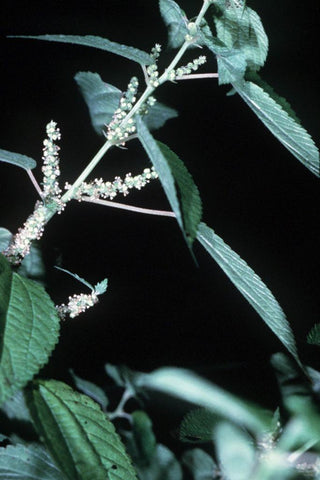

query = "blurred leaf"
[307,323,320,346]
[1,389,31,423]
[0,148,36,170]
[214,421,256,480]
[136,444,182,480]
[12,35,152,65]
[27,379,138,480]
[127,411,157,467]
[197,223,301,366]
[104,363,144,397]
[159,0,188,48]
[18,243,46,282]
[69,369,109,410]
[179,408,219,443]
[0,228,12,252]
[181,448,218,480]
[0,255,60,406]
[140,367,271,434]
[0,443,65,480]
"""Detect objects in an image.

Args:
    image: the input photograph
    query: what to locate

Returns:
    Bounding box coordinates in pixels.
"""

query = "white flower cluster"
[106,77,139,144]
[167,55,207,81]
[3,202,47,265]
[56,291,98,319]
[42,121,65,212]
[146,44,162,88]
[66,167,158,201]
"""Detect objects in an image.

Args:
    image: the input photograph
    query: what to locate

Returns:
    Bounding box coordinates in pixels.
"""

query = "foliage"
[0,0,319,478]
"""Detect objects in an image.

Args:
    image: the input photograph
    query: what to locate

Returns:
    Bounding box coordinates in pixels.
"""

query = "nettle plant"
[0,0,319,479]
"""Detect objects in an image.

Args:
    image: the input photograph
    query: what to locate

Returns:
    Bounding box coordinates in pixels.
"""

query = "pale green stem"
[81,196,176,217]
[176,73,219,80]
[26,169,43,198]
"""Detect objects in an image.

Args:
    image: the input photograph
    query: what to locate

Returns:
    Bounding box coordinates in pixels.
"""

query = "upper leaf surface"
[0,255,60,406]
[0,148,36,170]
[159,0,188,49]
[28,379,138,480]
[196,223,301,365]
[14,35,153,65]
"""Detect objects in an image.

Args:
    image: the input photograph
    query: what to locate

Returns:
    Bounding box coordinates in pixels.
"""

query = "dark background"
[0,1,319,412]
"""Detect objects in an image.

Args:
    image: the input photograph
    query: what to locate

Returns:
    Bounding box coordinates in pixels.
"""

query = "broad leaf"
[12,35,152,65]
[140,367,271,434]
[234,79,320,177]
[0,254,60,406]
[125,411,157,467]
[0,148,36,170]
[197,222,301,365]
[159,0,188,49]
[0,443,65,480]
[179,408,219,443]
[137,118,202,247]
[70,369,109,410]
[75,72,178,135]
[1,388,32,423]
[27,379,138,480]
[182,448,218,480]
[214,421,256,480]
[135,444,183,480]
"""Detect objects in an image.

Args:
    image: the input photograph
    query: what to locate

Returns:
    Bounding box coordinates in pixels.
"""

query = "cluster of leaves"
[0,0,319,478]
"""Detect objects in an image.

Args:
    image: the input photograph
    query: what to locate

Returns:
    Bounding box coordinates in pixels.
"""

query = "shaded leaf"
[307,323,320,346]
[104,363,144,398]
[140,367,271,434]
[197,223,301,365]
[0,443,65,480]
[70,369,109,410]
[0,229,12,254]
[0,148,36,170]
[27,379,138,480]
[136,444,182,480]
[1,389,32,423]
[12,35,152,65]
[214,421,256,480]
[159,0,188,49]
[182,448,218,480]
[179,408,219,443]
[0,255,60,406]
[126,411,157,467]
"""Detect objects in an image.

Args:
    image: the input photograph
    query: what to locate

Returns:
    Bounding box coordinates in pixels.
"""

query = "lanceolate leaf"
[13,35,152,66]
[0,254,60,406]
[75,72,178,135]
[0,148,36,170]
[27,380,138,480]
[233,79,320,177]
[159,0,188,49]
[0,444,65,480]
[196,223,301,365]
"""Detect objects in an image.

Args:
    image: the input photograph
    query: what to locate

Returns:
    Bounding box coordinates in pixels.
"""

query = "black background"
[0,1,319,413]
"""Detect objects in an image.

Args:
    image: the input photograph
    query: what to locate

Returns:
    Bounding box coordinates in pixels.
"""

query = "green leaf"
[179,408,219,443]
[214,421,256,480]
[140,367,271,434]
[70,369,109,410]
[12,35,152,65]
[213,0,268,72]
[128,411,157,467]
[27,379,138,480]
[137,118,202,247]
[307,323,320,346]
[0,229,12,255]
[75,72,178,136]
[181,448,218,480]
[0,255,60,406]
[197,222,301,365]
[1,389,32,423]
[159,0,188,49]
[233,79,320,177]
[0,443,65,480]
[104,363,144,398]
[0,148,36,170]
[136,444,183,480]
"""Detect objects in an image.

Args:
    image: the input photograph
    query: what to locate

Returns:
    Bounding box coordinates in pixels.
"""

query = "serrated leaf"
[213,0,268,72]
[307,323,320,346]
[137,118,202,248]
[136,444,183,480]
[0,254,60,406]
[140,367,271,434]
[27,379,138,480]
[70,369,109,410]
[159,0,188,49]
[75,72,177,135]
[12,35,152,65]
[214,421,256,480]
[0,148,36,170]
[0,443,65,480]
[179,408,219,443]
[94,279,108,295]
[197,223,301,365]
[182,448,218,480]
[233,79,320,177]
